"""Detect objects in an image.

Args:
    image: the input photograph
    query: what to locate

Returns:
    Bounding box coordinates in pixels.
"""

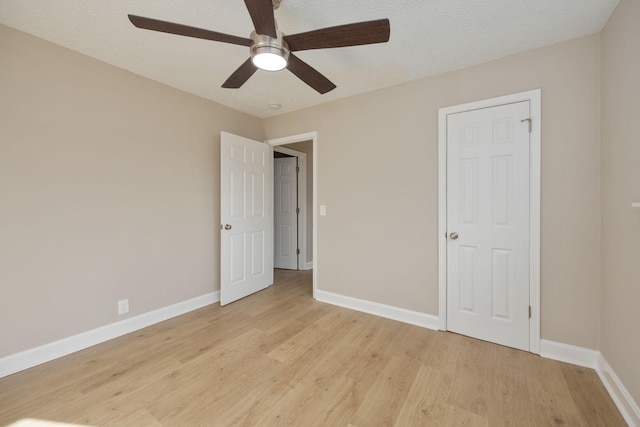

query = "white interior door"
[220,132,273,305]
[274,157,298,270]
[446,101,531,351]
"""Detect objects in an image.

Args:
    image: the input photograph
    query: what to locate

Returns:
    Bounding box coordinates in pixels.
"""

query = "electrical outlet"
[118,299,129,315]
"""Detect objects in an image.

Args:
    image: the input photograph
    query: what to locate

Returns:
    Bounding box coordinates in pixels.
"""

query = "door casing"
[437,89,541,354]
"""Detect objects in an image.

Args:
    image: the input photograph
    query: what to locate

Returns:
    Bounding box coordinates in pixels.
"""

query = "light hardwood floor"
[0,270,626,426]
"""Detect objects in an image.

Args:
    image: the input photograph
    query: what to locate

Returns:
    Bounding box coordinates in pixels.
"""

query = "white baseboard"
[597,353,640,427]
[0,291,219,379]
[539,339,599,368]
[302,261,313,271]
[540,339,639,426]
[314,289,439,330]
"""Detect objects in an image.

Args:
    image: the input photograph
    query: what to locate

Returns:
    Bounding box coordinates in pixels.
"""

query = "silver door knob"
[224,224,232,230]
[449,232,459,240]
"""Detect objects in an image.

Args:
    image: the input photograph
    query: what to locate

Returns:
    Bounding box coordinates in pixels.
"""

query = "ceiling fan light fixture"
[252,47,288,71]
[250,31,290,72]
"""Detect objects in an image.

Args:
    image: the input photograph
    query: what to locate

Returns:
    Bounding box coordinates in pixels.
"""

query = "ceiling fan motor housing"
[250,30,290,71]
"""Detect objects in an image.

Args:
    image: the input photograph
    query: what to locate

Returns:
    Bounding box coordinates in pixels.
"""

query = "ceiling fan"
[128,0,390,94]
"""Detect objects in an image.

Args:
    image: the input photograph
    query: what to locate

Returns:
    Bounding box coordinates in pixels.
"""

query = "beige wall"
[601,0,640,406]
[0,25,264,357]
[264,34,603,349]
[284,140,313,265]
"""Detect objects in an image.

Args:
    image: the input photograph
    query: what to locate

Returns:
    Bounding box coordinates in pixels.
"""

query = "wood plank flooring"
[0,270,626,426]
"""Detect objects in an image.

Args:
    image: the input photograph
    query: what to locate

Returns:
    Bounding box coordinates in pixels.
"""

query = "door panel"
[458,245,477,313]
[446,101,530,351]
[220,132,273,305]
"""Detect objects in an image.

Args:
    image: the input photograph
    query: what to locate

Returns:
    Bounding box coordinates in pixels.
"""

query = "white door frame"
[266,132,318,298]
[274,146,308,270]
[437,89,541,354]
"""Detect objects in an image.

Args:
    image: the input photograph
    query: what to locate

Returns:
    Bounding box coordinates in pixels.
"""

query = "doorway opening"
[273,144,312,271]
[267,132,318,298]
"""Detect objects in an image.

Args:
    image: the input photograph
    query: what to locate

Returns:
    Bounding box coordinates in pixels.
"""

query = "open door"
[220,132,273,305]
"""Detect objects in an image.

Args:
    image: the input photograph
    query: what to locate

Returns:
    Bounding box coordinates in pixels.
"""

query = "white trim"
[266,132,318,297]
[597,354,640,427]
[539,339,599,368]
[315,290,439,330]
[437,108,448,331]
[273,146,308,271]
[528,90,542,355]
[0,291,219,378]
[437,89,542,354]
[302,261,314,270]
[539,340,640,425]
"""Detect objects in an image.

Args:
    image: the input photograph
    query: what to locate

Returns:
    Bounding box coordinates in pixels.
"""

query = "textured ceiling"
[0,0,618,118]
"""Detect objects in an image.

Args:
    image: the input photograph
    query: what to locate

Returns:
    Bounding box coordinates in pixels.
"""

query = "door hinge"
[521,118,532,133]
[296,166,300,173]
[296,249,300,255]
[529,305,532,319]
[296,207,300,214]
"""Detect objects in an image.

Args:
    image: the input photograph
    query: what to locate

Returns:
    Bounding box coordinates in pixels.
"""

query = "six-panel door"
[446,101,531,351]
[220,132,273,305]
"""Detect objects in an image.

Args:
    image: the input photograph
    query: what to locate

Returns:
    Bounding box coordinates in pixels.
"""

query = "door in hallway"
[274,156,298,270]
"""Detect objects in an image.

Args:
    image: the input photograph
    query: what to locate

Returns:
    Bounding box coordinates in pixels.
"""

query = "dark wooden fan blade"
[222,58,258,89]
[128,15,251,47]
[284,19,390,52]
[287,54,336,94]
[244,0,277,37]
